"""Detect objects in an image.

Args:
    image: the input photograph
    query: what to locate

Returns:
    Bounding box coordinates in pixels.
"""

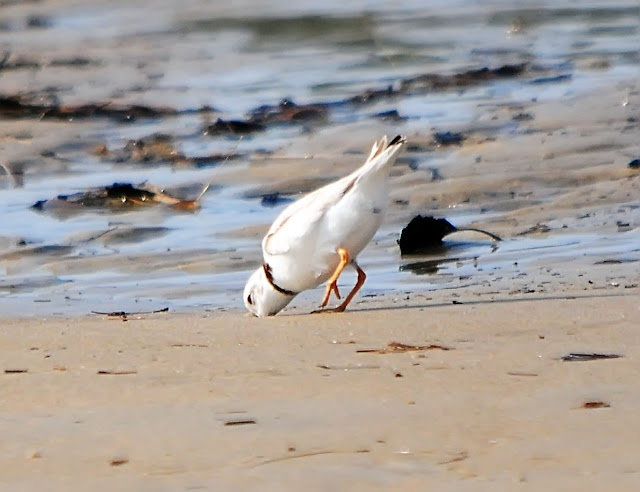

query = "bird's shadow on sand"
[287,290,636,317]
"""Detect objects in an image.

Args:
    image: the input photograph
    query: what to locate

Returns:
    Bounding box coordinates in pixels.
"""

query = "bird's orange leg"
[333,262,366,313]
[314,259,366,314]
[320,248,349,307]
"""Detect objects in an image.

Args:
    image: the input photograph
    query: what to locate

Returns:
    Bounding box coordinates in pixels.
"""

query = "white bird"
[244,134,406,316]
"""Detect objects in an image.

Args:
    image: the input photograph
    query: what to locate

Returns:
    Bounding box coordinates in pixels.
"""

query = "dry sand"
[1,294,640,491]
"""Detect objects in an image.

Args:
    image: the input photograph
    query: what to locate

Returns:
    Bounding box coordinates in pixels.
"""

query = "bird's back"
[261,135,406,292]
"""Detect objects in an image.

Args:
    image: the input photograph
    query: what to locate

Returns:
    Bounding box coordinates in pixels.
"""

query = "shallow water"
[0,0,638,316]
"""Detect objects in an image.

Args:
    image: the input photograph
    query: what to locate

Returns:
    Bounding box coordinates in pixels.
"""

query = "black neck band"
[263,263,297,296]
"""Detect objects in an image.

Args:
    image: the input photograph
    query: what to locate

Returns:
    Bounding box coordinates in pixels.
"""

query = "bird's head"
[243,266,295,317]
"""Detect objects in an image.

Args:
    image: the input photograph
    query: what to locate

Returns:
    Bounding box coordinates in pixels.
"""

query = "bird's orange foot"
[313,261,366,315]
[311,305,346,314]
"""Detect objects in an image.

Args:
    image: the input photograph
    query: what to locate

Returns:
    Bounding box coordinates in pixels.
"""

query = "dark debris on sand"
[201,63,539,135]
[248,98,329,125]
[356,341,452,354]
[0,63,569,137]
[399,63,527,93]
[561,353,622,362]
[92,133,242,166]
[32,182,203,213]
[0,94,179,121]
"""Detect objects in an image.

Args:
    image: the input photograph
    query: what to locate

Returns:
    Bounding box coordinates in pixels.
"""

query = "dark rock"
[512,112,534,121]
[530,74,572,84]
[374,109,405,121]
[398,216,458,254]
[26,15,52,29]
[206,118,264,135]
[433,131,465,146]
[260,193,293,207]
[398,215,502,254]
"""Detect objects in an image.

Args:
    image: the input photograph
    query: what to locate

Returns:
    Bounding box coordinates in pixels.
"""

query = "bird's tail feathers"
[366,135,388,162]
[361,134,406,175]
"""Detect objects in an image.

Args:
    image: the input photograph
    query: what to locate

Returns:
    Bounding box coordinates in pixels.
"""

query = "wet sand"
[1,77,638,316]
[2,295,639,490]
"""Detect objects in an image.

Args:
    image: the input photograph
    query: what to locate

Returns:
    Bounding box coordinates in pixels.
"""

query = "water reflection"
[399,241,497,276]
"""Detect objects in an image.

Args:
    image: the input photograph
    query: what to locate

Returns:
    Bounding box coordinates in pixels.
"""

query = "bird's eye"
[247,294,253,305]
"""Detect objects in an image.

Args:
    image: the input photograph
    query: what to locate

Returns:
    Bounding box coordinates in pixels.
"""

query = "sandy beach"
[2,295,640,491]
[2,1,640,489]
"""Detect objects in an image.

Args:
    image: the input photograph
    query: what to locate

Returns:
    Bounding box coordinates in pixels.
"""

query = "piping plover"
[244,134,406,316]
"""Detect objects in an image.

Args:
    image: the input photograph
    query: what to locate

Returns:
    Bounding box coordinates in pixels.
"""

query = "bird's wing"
[262,135,405,256]
[262,174,354,256]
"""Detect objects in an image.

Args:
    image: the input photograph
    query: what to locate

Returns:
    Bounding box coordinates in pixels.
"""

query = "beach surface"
[2,295,640,491]
[1,1,640,490]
